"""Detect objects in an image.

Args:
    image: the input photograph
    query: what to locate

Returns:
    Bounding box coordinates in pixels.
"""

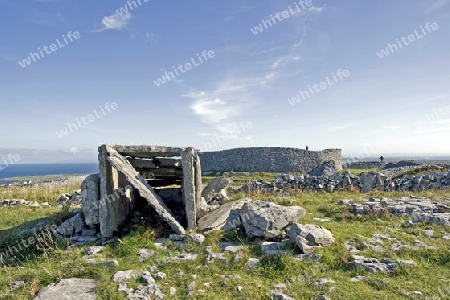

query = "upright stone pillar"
[181,147,196,231]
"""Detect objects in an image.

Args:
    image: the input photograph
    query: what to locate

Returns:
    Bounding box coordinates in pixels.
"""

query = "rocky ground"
[2,172,450,299]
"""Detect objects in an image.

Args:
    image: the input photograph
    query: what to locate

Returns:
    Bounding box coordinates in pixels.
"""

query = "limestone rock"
[197,199,251,231]
[287,224,334,254]
[34,278,98,300]
[57,213,85,236]
[81,174,100,226]
[241,201,306,238]
[201,176,233,202]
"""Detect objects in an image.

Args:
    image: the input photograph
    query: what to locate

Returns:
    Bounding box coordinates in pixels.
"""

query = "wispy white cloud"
[183,76,263,125]
[383,126,400,129]
[426,0,450,12]
[92,12,131,32]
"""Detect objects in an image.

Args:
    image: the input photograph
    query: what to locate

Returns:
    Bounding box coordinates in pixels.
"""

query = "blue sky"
[0,0,449,163]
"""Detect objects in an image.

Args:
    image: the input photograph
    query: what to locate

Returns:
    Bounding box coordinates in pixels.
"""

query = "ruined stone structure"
[82,145,203,239]
[199,147,342,173]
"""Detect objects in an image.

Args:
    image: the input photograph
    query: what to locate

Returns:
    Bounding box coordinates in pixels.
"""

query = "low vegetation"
[1,172,450,299]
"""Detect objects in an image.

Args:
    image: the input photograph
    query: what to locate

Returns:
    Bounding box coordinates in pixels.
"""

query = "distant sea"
[0,163,98,184]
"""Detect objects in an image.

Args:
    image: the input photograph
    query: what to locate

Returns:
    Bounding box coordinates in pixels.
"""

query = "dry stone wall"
[199,147,342,173]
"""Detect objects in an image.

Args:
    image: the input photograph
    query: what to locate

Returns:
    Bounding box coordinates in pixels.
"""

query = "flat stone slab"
[197,199,251,231]
[34,278,98,300]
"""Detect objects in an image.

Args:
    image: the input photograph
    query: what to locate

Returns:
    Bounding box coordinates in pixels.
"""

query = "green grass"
[1,178,450,299]
[339,168,380,175]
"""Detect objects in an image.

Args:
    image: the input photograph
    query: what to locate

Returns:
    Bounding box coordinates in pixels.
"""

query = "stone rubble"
[340,196,450,226]
[235,169,449,194]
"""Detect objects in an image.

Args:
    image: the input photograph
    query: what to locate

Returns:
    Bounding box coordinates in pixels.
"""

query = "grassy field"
[1,174,450,299]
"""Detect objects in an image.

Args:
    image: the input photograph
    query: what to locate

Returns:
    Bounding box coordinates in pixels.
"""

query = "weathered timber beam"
[105,145,185,234]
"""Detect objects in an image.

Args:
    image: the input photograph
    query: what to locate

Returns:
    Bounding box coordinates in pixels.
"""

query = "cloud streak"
[92,13,131,32]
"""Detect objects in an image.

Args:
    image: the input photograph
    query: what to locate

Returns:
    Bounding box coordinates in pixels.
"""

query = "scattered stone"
[317,295,331,300]
[350,276,365,282]
[152,272,167,280]
[241,201,306,238]
[85,246,104,256]
[113,270,136,284]
[186,233,205,245]
[205,246,228,264]
[292,253,323,261]
[170,287,176,295]
[187,281,196,296]
[233,253,243,264]
[350,255,416,273]
[138,248,156,261]
[218,242,244,253]
[10,280,25,291]
[149,266,158,273]
[237,285,243,292]
[287,224,334,254]
[344,239,360,254]
[314,278,336,288]
[34,278,98,300]
[270,290,296,300]
[423,230,434,238]
[245,258,260,269]
[141,271,155,285]
[170,253,197,263]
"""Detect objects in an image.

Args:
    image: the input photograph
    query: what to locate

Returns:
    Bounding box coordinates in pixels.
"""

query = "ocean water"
[0,163,98,184]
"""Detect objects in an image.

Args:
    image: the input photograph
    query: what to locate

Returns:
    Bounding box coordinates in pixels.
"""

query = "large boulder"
[241,201,306,238]
[201,176,233,202]
[198,199,252,231]
[81,174,100,226]
[287,224,334,254]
